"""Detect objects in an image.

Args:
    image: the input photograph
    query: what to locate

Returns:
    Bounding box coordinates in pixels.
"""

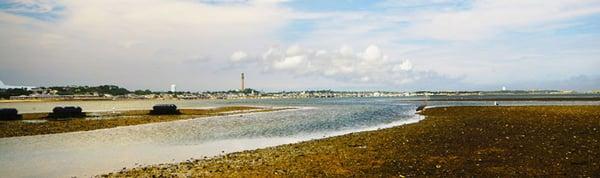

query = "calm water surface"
[0,97,598,177]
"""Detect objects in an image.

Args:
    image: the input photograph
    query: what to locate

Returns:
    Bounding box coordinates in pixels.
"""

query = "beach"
[103,105,600,177]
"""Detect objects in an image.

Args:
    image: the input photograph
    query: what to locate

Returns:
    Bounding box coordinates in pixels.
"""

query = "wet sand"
[103,105,600,177]
[0,106,284,138]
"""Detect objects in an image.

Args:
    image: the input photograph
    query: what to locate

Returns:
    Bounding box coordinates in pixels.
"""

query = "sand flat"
[105,105,600,177]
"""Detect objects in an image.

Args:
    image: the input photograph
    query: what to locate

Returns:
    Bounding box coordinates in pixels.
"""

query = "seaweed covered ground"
[104,106,600,177]
[0,106,283,138]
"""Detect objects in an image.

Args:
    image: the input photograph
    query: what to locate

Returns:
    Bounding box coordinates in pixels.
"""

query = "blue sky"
[1,0,599,91]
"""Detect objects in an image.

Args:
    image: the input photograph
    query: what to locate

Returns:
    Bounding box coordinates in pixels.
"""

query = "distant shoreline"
[104,105,600,177]
[2,94,600,103]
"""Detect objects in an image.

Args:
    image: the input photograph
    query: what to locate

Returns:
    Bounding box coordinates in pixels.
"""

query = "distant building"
[170,84,176,93]
[502,86,507,91]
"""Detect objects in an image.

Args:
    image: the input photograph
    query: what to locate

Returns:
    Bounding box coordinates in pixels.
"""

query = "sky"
[0,0,599,92]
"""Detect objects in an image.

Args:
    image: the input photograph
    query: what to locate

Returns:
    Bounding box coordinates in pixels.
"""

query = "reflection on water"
[0,97,599,177]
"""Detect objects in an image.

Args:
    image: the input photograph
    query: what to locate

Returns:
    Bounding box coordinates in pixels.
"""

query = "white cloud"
[407,0,600,40]
[2,0,599,90]
[339,45,354,56]
[230,51,249,62]
[270,0,600,90]
[246,45,426,86]
[285,45,304,56]
[273,55,305,70]
[393,60,412,72]
[282,0,600,44]
[362,45,383,62]
[0,0,292,89]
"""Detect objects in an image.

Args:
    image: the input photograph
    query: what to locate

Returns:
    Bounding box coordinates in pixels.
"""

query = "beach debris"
[416,105,427,112]
[0,108,22,120]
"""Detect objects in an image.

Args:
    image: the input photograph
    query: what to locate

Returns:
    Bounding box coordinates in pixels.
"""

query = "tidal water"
[0,97,598,177]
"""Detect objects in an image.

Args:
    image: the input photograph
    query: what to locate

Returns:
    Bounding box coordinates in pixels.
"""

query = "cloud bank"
[1,0,599,91]
[0,0,290,90]
[231,45,455,87]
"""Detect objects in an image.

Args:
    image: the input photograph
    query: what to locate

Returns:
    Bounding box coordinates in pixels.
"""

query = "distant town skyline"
[1,0,599,91]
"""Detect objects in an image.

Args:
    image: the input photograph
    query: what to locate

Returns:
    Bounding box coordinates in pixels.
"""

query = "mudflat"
[103,105,600,177]
[0,106,282,138]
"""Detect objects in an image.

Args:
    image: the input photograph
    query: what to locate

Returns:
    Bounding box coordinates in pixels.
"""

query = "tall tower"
[241,73,245,91]
[170,84,176,93]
